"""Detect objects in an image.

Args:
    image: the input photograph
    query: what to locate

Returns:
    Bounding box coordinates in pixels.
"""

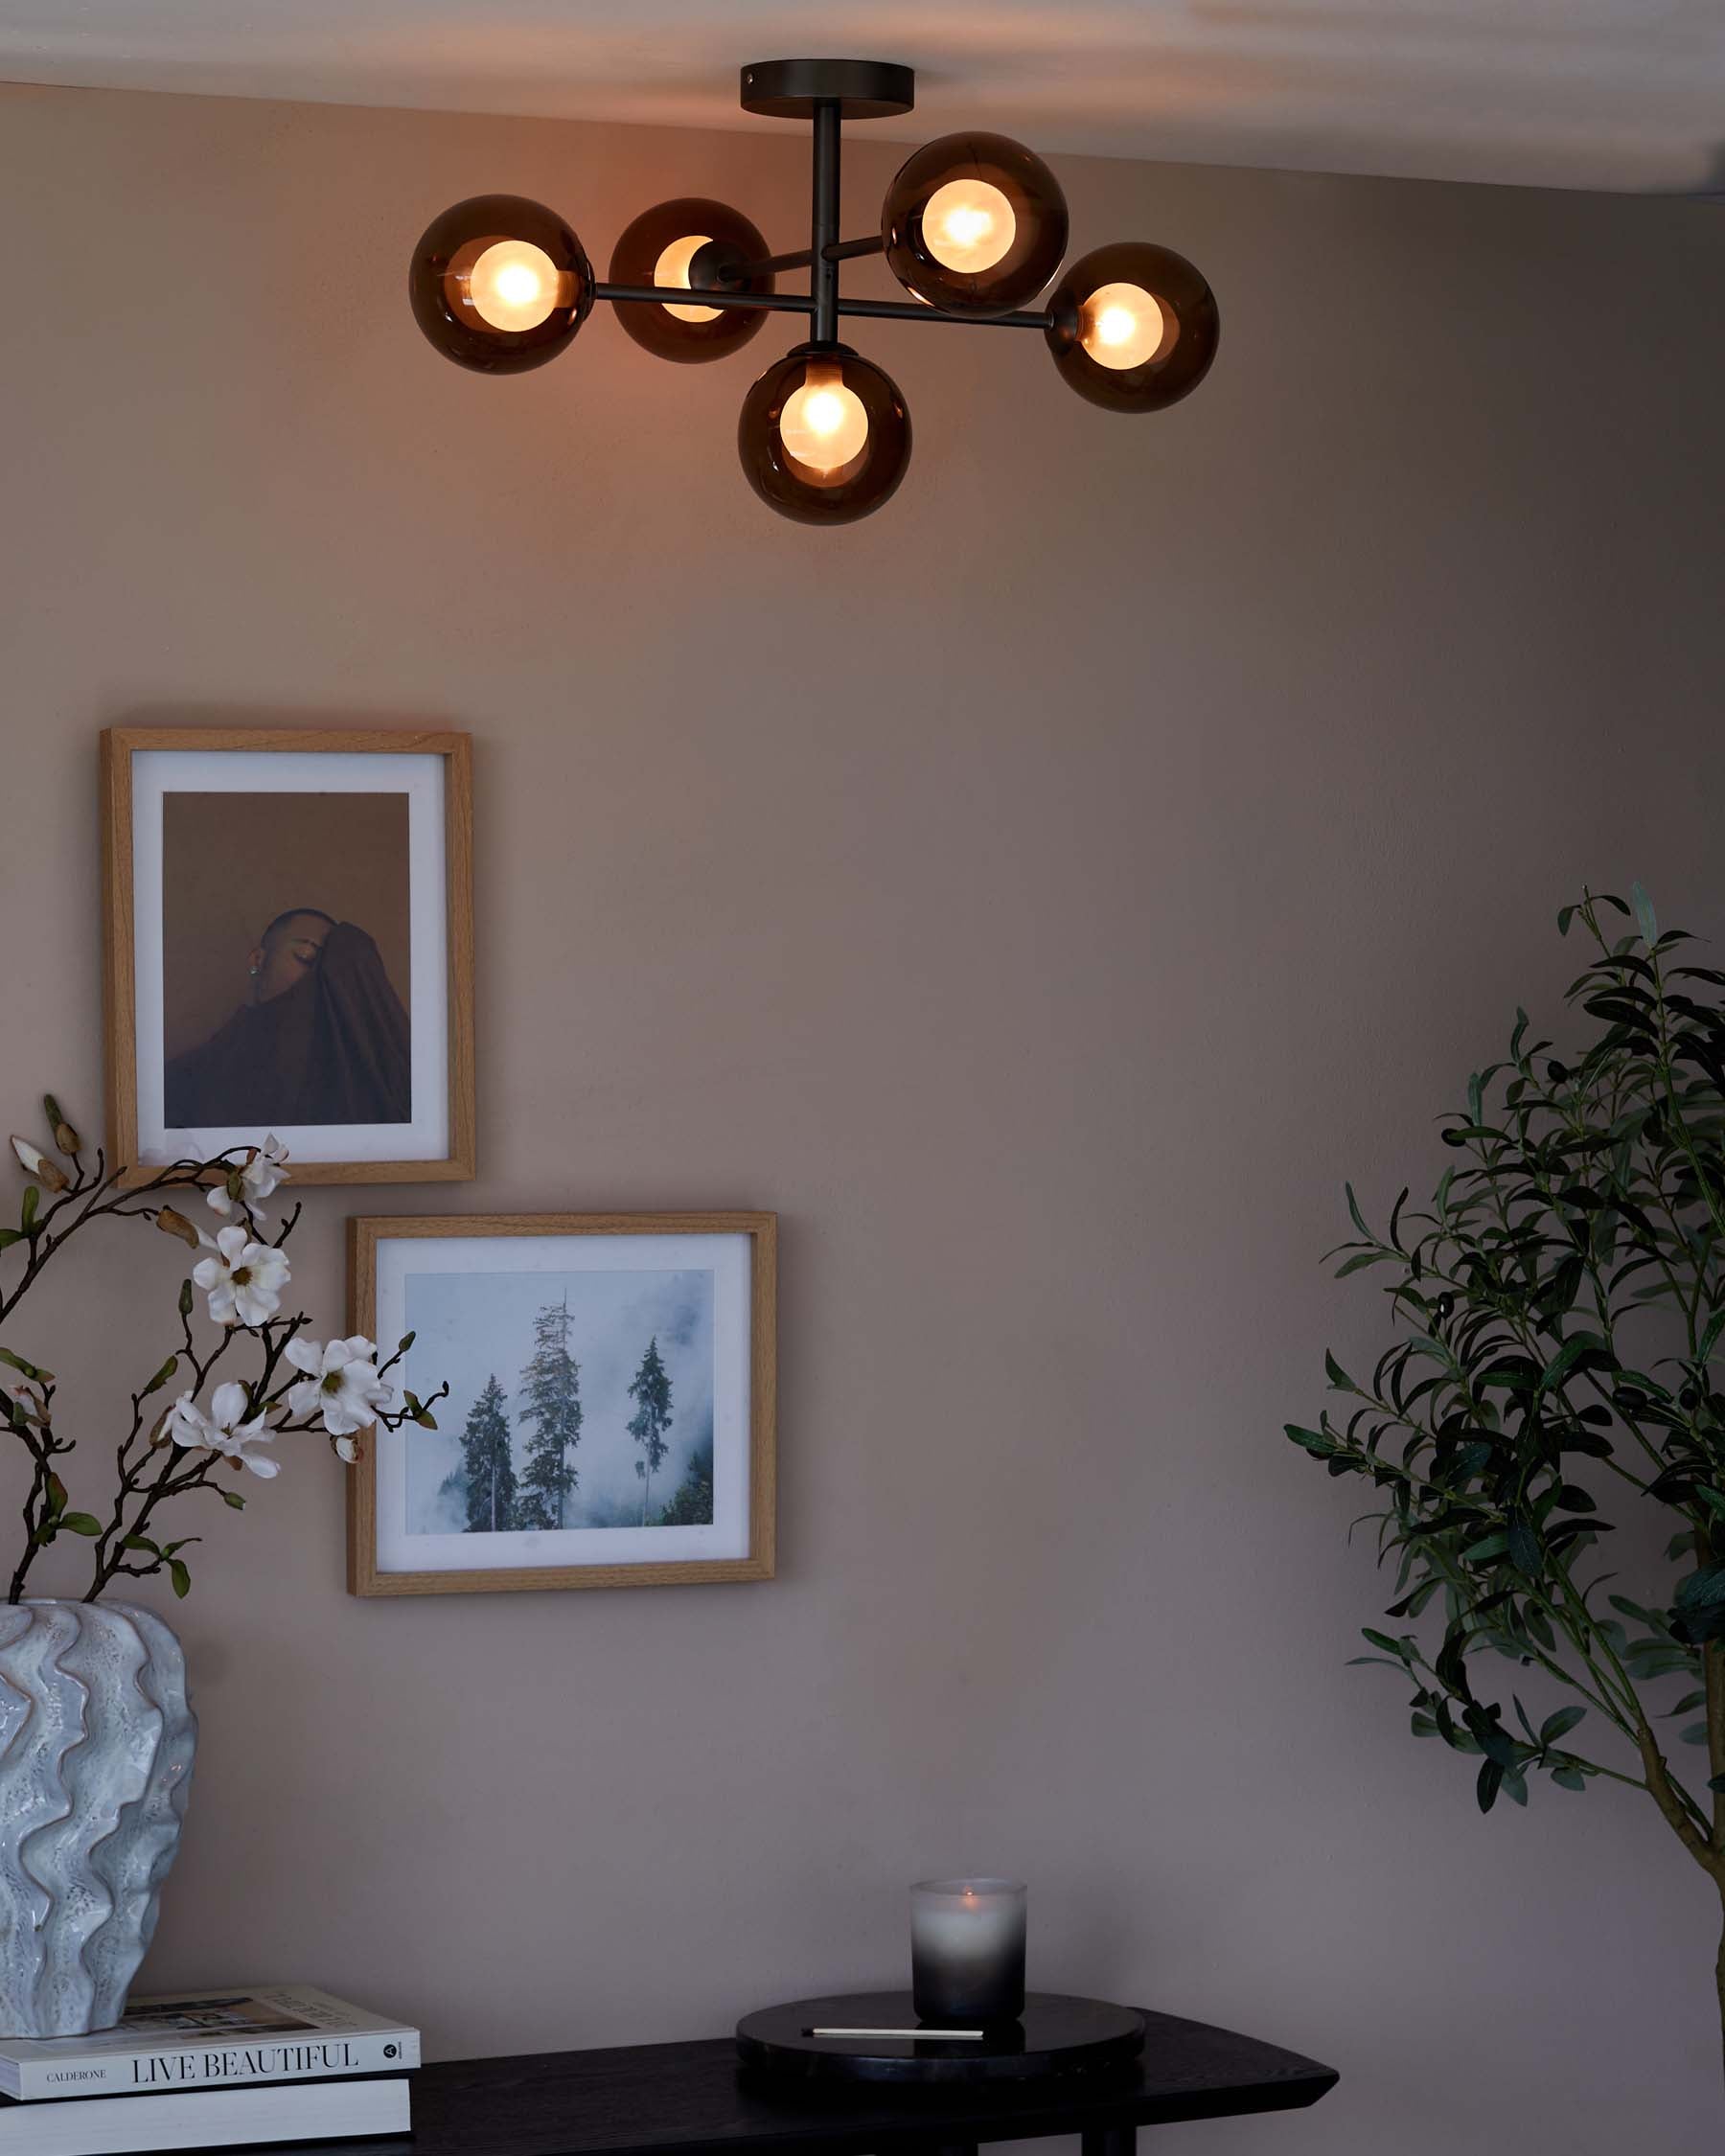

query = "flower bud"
[10,1137,68,1191]
[155,1206,201,1249]
[43,1097,80,1157]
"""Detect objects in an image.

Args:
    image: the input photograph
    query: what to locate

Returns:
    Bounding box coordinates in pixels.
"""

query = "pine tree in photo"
[656,1438,713,1525]
[516,1293,583,1531]
[627,1337,674,1525]
[459,1373,517,1533]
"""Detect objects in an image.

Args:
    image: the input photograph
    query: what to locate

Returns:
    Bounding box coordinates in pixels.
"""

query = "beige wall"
[1,80,1720,2151]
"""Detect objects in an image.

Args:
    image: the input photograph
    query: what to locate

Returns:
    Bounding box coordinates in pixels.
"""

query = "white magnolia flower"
[285,1335,395,1438]
[191,1224,290,1327]
[165,1381,280,1478]
[206,1135,290,1220]
[0,1369,45,1423]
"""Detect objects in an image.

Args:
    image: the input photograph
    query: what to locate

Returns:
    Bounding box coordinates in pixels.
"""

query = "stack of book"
[0,1984,417,2154]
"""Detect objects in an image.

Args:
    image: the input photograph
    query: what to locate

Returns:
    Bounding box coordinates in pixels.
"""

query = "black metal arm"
[593,283,1053,332]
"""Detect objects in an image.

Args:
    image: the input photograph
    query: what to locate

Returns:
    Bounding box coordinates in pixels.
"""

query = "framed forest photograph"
[101,726,474,1184]
[347,1213,776,1595]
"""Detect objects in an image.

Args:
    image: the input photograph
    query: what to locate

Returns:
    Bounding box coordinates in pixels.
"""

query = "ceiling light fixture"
[407,58,1221,525]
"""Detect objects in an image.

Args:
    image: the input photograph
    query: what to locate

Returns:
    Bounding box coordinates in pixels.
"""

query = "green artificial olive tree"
[1289,888,1725,2073]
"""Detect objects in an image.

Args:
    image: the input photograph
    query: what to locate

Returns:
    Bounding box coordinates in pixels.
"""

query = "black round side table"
[735,1991,1146,2088]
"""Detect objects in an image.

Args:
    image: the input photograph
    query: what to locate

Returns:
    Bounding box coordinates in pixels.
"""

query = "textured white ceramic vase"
[0,1599,196,2037]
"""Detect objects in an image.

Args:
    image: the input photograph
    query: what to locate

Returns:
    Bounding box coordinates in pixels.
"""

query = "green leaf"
[19,1187,38,1230]
[1551,1766,1587,1791]
[1506,1522,1543,1575]
[43,1473,66,1521]
[1631,882,1658,946]
[1345,1181,1370,1238]
[1285,1423,1335,1456]
[0,1346,47,1381]
[1477,1758,1504,1813]
[414,1410,437,1431]
[0,1229,20,1250]
[1324,1350,1361,1395]
[142,1355,178,1397]
[1335,1250,1393,1276]
[1670,1565,1725,1646]
[1539,1705,1586,1746]
[1711,1775,1725,1796]
[1463,1530,1509,1564]
[1533,1332,1608,1402]
[58,1512,102,1536]
[178,1278,194,1319]
[168,1558,191,1599]
[1502,1767,1529,1806]
[397,1331,416,1353]
[221,1489,245,1510]
[121,1534,159,1555]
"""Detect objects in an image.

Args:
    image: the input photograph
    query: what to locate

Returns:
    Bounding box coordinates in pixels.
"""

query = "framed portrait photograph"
[347,1213,776,1595]
[101,727,474,1184]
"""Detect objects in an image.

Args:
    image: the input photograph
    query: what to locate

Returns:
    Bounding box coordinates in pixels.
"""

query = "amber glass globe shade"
[882,133,1068,317]
[608,197,775,363]
[408,194,592,374]
[737,344,911,525]
[1046,241,1219,412]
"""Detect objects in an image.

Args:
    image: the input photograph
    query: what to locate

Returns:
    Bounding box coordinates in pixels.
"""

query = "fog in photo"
[401,1269,715,1534]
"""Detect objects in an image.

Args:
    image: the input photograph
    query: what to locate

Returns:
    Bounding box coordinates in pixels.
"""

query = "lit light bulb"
[653,233,722,325]
[1079,281,1167,371]
[779,360,869,477]
[921,179,1016,274]
[466,239,563,332]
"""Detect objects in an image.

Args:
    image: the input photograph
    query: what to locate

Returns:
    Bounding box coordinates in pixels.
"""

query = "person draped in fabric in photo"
[165,906,412,1128]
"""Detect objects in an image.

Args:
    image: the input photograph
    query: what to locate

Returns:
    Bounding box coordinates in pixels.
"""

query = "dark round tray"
[736,1992,1145,2087]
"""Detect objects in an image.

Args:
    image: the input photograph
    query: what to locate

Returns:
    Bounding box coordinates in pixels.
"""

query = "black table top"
[193,2012,1336,2156]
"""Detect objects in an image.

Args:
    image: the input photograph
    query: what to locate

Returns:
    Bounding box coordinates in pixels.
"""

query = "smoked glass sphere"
[737,344,911,525]
[409,195,592,375]
[882,133,1068,317]
[608,197,775,363]
[1046,242,1219,412]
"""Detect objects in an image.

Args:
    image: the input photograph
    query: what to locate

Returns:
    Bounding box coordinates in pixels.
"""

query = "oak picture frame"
[101,725,475,1186]
[347,1211,777,1596]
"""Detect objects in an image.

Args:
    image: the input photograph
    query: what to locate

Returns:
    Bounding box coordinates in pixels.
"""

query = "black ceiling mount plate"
[740,58,915,121]
[736,1992,1146,2087]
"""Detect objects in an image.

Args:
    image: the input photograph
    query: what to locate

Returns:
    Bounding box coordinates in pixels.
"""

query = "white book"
[0,2073,409,2154]
[0,1985,419,2103]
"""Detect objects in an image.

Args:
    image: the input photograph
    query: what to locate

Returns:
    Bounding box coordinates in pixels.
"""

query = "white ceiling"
[0,0,1719,195]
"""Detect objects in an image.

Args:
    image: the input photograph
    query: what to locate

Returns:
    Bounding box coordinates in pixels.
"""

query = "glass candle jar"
[909,1878,1027,2024]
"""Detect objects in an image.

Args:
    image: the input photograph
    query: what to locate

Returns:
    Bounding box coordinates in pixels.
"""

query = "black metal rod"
[594,282,814,315]
[811,100,840,344]
[593,285,1051,333]
[720,246,813,282]
[718,233,884,285]
[835,296,1055,330]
